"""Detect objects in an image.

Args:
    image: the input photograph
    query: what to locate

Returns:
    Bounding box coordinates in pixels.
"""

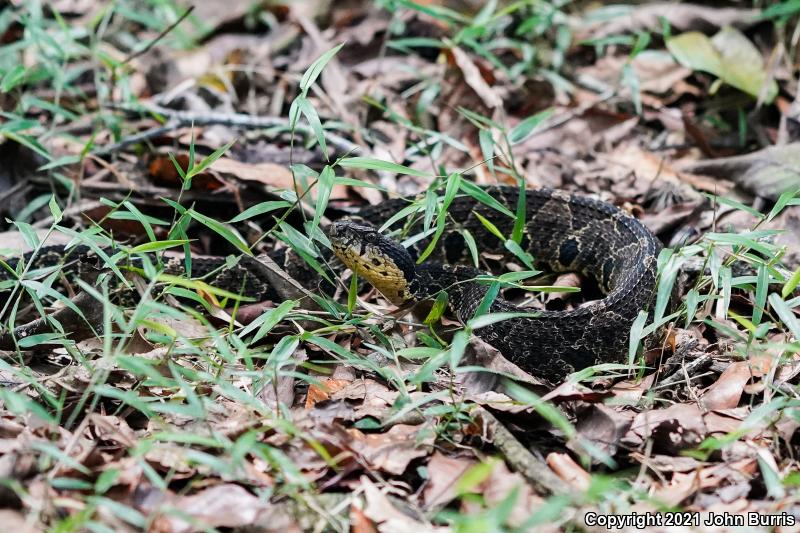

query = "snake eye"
[364,232,378,243]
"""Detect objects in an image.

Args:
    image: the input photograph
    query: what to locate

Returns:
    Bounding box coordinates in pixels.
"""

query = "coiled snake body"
[1,186,660,381]
[332,186,661,380]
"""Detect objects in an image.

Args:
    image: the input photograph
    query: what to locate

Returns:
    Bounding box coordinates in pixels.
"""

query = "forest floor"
[1,1,800,531]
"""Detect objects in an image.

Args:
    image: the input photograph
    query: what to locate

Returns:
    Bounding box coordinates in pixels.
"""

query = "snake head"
[328,221,416,305]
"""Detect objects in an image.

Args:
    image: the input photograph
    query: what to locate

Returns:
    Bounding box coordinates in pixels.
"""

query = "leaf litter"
[0,0,799,531]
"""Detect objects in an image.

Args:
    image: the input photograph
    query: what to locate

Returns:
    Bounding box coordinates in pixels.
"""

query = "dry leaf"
[331,378,400,420]
[463,460,545,527]
[351,504,380,533]
[631,453,705,474]
[451,46,502,109]
[460,336,548,393]
[261,348,308,408]
[0,510,40,533]
[701,361,752,410]
[211,157,294,188]
[625,403,707,449]
[156,484,272,533]
[361,476,444,532]
[422,451,477,508]
[572,404,635,458]
[609,373,656,404]
[546,452,591,491]
[602,143,710,199]
[581,3,759,40]
[678,143,800,200]
[305,378,352,409]
[349,424,435,475]
[651,471,700,507]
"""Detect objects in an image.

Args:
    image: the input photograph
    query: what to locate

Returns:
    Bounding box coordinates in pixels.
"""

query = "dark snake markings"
[332,186,661,381]
[0,186,660,381]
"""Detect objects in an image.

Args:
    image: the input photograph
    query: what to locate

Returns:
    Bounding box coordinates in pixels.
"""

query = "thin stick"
[477,407,569,495]
[98,104,361,155]
[91,121,179,155]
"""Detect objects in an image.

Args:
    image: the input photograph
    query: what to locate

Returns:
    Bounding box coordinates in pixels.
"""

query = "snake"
[329,186,661,380]
[0,186,660,381]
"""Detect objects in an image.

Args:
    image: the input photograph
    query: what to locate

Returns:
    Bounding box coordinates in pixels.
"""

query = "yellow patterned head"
[328,221,416,305]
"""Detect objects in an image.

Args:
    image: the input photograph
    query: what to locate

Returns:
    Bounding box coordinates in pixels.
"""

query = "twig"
[653,354,714,389]
[98,103,362,155]
[91,121,180,155]
[477,407,569,495]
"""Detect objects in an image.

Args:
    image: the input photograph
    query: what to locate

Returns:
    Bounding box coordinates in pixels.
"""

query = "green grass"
[1,1,799,531]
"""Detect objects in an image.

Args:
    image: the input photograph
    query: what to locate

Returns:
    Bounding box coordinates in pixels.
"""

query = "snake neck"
[409,263,483,300]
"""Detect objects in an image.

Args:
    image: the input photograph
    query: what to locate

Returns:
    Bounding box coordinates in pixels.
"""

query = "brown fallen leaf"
[544,273,583,306]
[450,46,502,109]
[351,504,379,533]
[546,452,591,491]
[154,483,272,533]
[210,156,350,200]
[235,301,278,325]
[352,55,437,85]
[305,378,352,409]
[468,391,530,414]
[461,459,546,528]
[149,153,225,190]
[580,3,760,40]
[775,344,800,384]
[89,414,138,449]
[459,336,549,394]
[0,509,40,533]
[513,107,638,165]
[348,423,435,475]
[143,443,197,479]
[677,143,800,200]
[210,157,294,189]
[422,451,477,508]
[625,403,707,449]
[261,347,308,408]
[691,458,757,503]
[577,52,692,97]
[361,476,444,532]
[748,352,775,378]
[175,0,278,37]
[601,143,710,200]
[609,373,656,404]
[571,404,635,459]
[330,378,400,420]
[630,453,705,474]
[137,313,212,344]
[639,200,704,236]
[541,378,613,404]
[704,409,748,435]
[776,411,800,442]
[700,361,752,411]
[299,18,360,130]
[634,51,695,95]
[651,471,700,507]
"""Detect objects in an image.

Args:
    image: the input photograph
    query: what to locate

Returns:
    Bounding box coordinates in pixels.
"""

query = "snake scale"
[0,186,660,381]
